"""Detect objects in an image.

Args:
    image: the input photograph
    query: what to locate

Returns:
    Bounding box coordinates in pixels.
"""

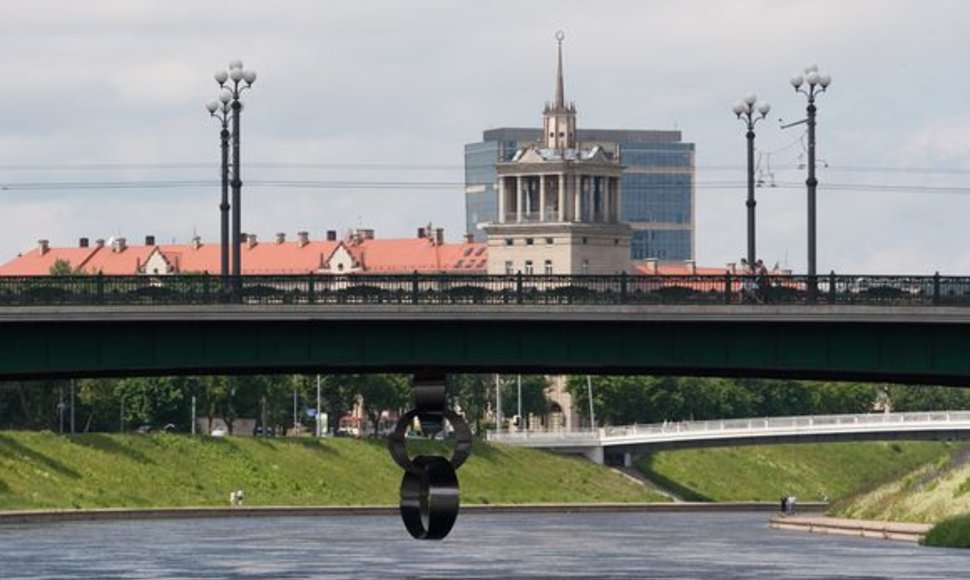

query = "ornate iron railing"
[0,272,967,307]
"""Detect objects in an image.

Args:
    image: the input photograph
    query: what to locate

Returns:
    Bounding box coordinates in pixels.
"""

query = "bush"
[923,514,970,548]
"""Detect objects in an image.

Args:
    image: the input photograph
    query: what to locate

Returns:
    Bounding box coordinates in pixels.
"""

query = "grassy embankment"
[923,515,970,548]
[635,441,957,503]
[0,431,664,510]
[830,445,970,525]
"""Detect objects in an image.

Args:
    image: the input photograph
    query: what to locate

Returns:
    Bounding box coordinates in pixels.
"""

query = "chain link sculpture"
[387,374,472,540]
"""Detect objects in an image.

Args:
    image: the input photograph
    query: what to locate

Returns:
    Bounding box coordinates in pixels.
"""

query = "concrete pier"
[771,515,931,543]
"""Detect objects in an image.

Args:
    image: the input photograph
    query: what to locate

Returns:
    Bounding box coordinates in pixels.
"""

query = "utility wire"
[2,179,969,195]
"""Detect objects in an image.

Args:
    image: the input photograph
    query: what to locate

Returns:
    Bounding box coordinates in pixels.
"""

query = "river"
[0,511,964,579]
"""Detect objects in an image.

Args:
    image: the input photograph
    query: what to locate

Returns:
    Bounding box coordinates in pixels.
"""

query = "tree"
[352,374,411,436]
[115,377,186,429]
[497,375,549,429]
[314,375,360,435]
[889,385,970,412]
[447,374,492,434]
[49,259,84,275]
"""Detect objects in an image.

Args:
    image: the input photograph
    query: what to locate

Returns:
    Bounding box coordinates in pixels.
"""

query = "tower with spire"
[543,30,577,151]
[484,32,631,275]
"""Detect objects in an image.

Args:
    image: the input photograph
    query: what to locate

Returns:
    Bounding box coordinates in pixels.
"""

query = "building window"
[582,237,588,245]
[505,238,513,246]
[545,237,554,245]
[526,238,534,245]
[504,261,514,275]
[544,260,553,275]
[582,260,589,274]
[525,260,534,275]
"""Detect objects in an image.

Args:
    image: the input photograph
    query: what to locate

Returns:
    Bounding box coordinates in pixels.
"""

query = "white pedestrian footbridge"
[486,411,970,464]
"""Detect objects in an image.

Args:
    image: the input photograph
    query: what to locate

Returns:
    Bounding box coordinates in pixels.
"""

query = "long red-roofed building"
[0,228,491,276]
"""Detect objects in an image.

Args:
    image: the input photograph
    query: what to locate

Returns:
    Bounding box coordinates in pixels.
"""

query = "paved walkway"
[770,515,931,543]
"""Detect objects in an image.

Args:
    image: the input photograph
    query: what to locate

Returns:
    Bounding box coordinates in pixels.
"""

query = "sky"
[1,0,969,273]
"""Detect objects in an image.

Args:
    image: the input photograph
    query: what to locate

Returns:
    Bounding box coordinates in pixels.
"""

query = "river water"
[0,512,965,579]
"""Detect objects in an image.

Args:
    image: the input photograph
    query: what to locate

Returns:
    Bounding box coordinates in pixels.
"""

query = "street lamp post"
[733,94,771,267]
[205,94,231,295]
[785,64,831,295]
[210,60,256,297]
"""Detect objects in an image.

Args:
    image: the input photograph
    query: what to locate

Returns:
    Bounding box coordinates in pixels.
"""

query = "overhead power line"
[2,179,970,196]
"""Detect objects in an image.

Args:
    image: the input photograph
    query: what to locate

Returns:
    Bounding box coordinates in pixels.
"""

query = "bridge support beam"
[583,446,605,465]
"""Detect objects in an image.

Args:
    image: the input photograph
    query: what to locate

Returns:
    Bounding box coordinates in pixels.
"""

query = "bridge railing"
[488,411,970,445]
[2,273,970,307]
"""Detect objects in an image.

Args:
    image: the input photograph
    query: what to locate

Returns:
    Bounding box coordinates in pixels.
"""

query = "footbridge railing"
[487,411,970,449]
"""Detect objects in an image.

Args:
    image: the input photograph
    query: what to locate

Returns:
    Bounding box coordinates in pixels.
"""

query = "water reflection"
[0,512,964,579]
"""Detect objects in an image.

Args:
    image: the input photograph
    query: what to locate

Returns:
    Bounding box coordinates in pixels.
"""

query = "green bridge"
[1,273,970,383]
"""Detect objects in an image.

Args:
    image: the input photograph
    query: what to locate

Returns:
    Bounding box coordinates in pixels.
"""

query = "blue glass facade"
[464,128,695,260]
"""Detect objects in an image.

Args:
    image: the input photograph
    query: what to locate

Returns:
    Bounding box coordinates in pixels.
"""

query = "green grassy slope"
[0,432,665,510]
[832,449,970,523]
[635,441,956,503]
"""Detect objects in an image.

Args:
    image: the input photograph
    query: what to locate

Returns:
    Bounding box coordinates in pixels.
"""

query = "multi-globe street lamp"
[733,94,770,268]
[784,64,831,289]
[205,92,231,294]
[206,60,255,295]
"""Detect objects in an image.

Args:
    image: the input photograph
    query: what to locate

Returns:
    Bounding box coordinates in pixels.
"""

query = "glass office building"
[464,128,695,261]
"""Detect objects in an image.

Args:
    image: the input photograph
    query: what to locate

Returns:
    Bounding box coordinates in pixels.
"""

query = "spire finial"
[554,30,565,110]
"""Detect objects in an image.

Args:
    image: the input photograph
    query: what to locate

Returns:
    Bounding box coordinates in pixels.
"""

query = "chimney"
[685,260,696,275]
[247,233,258,249]
[298,231,311,247]
[79,237,89,248]
[464,233,475,244]
[417,227,426,239]
[645,258,658,274]
[725,262,736,275]
[38,239,50,255]
[112,237,127,253]
[275,232,286,245]
[145,235,156,246]
[435,228,444,245]
[95,238,105,248]
[325,230,336,242]
[192,235,202,249]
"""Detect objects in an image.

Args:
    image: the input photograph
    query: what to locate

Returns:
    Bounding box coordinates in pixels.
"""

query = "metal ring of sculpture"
[399,455,460,540]
[387,408,473,474]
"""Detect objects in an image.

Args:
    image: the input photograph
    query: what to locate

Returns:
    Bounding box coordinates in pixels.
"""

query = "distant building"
[0,227,487,276]
[465,48,695,262]
[482,35,630,275]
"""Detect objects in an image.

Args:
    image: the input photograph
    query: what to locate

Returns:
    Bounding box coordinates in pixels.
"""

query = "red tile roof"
[0,234,489,275]
[631,261,727,276]
[83,244,157,275]
[0,246,100,276]
[353,238,487,273]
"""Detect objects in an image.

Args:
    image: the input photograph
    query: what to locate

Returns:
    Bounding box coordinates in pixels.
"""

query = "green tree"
[889,385,970,412]
[49,258,80,276]
[351,374,411,436]
[498,375,549,429]
[809,382,879,414]
[447,374,492,434]
[116,376,186,429]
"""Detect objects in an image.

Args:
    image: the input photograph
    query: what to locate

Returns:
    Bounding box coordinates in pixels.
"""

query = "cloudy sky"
[1,0,968,273]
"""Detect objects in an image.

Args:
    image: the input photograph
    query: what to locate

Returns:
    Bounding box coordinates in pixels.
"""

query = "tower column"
[590,175,603,222]
[573,175,582,222]
[516,175,524,223]
[498,177,506,224]
[613,177,622,223]
[539,175,547,222]
[557,174,565,222]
